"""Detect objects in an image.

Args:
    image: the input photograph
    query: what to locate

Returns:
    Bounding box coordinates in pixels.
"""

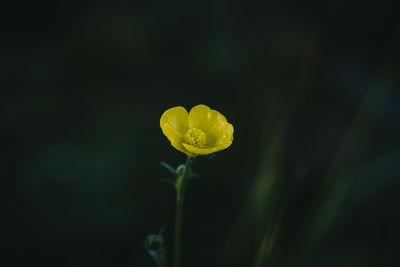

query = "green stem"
[174,157,192,267]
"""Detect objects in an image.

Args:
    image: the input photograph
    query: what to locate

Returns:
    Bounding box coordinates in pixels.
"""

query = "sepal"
[160,162,177,176]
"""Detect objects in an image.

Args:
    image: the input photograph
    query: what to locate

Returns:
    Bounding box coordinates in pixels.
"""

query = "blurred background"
[1,1,399,266]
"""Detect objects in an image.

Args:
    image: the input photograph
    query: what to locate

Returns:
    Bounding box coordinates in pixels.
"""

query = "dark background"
[2,1,399,266]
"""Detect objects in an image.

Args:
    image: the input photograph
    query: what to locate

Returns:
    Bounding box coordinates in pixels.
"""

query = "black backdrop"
[2,1,400,267]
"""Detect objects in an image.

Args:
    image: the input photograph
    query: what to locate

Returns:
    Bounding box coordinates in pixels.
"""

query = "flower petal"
[171,141,195,157]
[160,106,189,135]
[182,143,220,155]
[161,123,195,157]
[206,121,234,148]
[188,104,227,132]
[161,123,183,147]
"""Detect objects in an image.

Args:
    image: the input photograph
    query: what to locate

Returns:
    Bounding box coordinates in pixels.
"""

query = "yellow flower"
[160,104,234,158]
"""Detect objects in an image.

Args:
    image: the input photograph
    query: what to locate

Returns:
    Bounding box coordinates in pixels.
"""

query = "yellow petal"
[161,123,183,148]
[188,104,227,133]
[160,106,189,135]
[171,141,196,158]
[182,143,220,155]
[206,121,234,148]
[161,124,195,157]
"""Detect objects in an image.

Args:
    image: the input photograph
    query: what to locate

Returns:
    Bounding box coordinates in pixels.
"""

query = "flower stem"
[174,157,192,267]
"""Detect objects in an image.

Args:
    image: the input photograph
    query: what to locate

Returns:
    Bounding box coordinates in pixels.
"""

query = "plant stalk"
[174,157,192,267]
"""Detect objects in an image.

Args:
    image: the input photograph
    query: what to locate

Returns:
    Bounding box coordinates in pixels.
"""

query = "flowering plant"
[145,104,234,267]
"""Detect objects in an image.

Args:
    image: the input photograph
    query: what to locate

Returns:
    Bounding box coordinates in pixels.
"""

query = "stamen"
[184,128,207,148]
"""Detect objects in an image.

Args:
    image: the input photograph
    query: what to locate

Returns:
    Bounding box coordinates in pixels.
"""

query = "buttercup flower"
[160,104,234,158]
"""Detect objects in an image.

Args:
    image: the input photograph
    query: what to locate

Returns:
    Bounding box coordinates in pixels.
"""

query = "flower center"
[184,128,206,148]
